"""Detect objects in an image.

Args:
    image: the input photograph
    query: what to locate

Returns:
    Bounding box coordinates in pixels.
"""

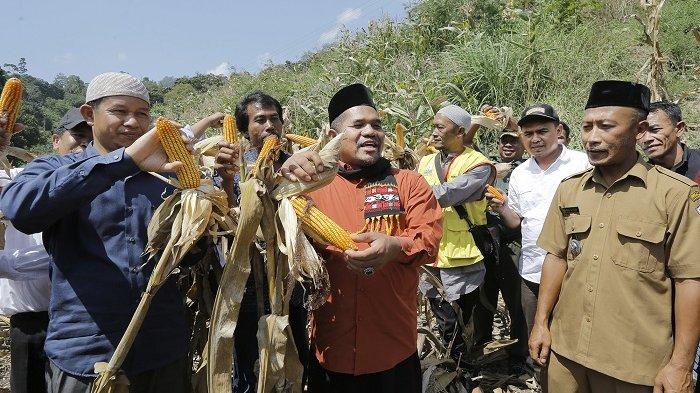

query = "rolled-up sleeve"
[396,173,443,267]
[1,149,140,234]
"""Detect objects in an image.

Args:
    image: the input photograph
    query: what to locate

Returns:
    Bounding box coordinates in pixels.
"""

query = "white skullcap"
[85,72,150,104]
[437,104,471,129]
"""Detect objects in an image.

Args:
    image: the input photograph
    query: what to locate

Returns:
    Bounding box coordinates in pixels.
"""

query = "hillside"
[2,0,698,156]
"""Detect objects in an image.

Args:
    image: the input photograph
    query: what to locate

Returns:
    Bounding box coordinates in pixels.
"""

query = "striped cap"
[85,72,150,104]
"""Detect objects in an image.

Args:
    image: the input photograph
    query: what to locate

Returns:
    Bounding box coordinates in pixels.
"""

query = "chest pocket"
[612,217,666,273]
[564,214,590,263]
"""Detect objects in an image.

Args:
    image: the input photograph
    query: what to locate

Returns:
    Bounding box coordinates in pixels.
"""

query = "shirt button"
[593,255,599,260]
[79,170,86,176]
[605,193,612,198]
[126,206,133,212]
[588,286,593,292]
[586,317,591,322]
[130,266,139,273]
[113,154,120,161]
[636,231,642,237]
[598,223,605,228]
[127,237,136,243]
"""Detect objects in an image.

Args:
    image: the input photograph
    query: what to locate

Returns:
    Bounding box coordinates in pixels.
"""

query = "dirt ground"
[1,322,10,393]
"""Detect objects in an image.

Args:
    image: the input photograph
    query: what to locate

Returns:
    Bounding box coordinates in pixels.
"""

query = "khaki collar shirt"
[537,155,700,385]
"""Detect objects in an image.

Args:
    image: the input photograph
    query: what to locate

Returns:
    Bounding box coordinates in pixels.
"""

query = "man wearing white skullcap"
[1,71,197,392]
[417,104,496,366]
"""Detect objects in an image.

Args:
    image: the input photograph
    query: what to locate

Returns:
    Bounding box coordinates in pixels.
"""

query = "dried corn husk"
[271,133,342,200]
[383,136,419,170]
[208,178,264,391]
[471,107,514,131]
[256,314,304,393]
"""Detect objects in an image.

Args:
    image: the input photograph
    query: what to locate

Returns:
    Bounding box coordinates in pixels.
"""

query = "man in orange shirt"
[281,83,443,393]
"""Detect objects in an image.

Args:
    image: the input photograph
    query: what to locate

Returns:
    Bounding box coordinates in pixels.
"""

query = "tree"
[3,57,28,75]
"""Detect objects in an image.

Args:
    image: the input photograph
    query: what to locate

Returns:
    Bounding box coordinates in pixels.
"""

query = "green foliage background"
[2,0,698,156]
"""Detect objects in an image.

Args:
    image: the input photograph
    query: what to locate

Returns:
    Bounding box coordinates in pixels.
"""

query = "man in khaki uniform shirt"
[530,80,700,393]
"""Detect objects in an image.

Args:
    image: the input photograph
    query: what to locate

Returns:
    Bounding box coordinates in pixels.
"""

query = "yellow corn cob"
[394,123,406,150]
[0,78,23,136]
[223,114,238,143]
[291,195,358,251]
[285,133,316,147]
[155,117,200,189]
[252,135,279,177]
[426,146,438,154]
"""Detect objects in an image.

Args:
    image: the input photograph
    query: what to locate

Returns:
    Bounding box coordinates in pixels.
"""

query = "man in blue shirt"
[1,72,199,392]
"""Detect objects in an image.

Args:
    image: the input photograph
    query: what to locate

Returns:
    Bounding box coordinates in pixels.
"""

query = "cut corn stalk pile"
[92,117,237,393]
[0,78,37,173]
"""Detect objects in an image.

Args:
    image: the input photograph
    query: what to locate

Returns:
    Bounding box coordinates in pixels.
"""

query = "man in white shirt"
[0,107,91,393]
[485,104,590,337]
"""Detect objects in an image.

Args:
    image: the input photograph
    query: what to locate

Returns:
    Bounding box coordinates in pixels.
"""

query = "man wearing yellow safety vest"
[418,104,496,365]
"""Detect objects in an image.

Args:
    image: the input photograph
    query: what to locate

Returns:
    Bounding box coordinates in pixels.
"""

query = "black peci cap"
[585,80,651,113]
[328,83,376,124]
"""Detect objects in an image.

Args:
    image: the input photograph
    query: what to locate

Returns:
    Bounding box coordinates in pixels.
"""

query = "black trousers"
[308,352,421,393]
[428,290,480,361]
[473,249,529,360]
[44,357,189,393]
[10,311,49,393]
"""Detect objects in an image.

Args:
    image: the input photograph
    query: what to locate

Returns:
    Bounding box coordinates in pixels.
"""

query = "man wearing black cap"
[531,80,700,392]
[486,103,589,345]
[281,83,443,392]
[51,107,93,155]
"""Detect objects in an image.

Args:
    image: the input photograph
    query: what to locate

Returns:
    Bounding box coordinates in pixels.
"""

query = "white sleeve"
[0,244,50,281]
[507,174,522,216]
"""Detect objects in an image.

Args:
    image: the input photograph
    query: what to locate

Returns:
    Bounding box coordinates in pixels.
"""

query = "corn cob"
[394,123,406,150]
[285,133,316,147]
[0,78,23,136]
[291,195,358,251]
[486,185,505,202]
[426,146,438,154]
[223,114,238,143]
[252,135,279,177]
[156,117,200,189]
[484,108,500,120]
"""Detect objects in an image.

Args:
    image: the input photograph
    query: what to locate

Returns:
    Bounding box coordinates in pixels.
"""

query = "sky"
[4,0,410,83]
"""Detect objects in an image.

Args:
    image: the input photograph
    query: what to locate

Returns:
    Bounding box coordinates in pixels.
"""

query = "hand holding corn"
[124,121,194,174]
[485,185,507,211]
[214,140,241,180]
[279,150,326,182]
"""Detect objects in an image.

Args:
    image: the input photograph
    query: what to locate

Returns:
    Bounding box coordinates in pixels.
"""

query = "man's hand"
[125,127,193,173]
[214,141,240,180]
[528,322,552,366]
[0,113,25,150]
[344,232,404,274]
[485,185,508,213]
[653,362,694,393]
[279,150,326,182]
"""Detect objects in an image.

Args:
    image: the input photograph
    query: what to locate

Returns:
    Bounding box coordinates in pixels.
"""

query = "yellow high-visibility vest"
[418,148,491,268]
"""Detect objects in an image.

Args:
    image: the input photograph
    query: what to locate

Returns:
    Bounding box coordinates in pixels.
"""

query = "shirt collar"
[84,142,103,158]
[585,153,650,188]
[671,143,689,172]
